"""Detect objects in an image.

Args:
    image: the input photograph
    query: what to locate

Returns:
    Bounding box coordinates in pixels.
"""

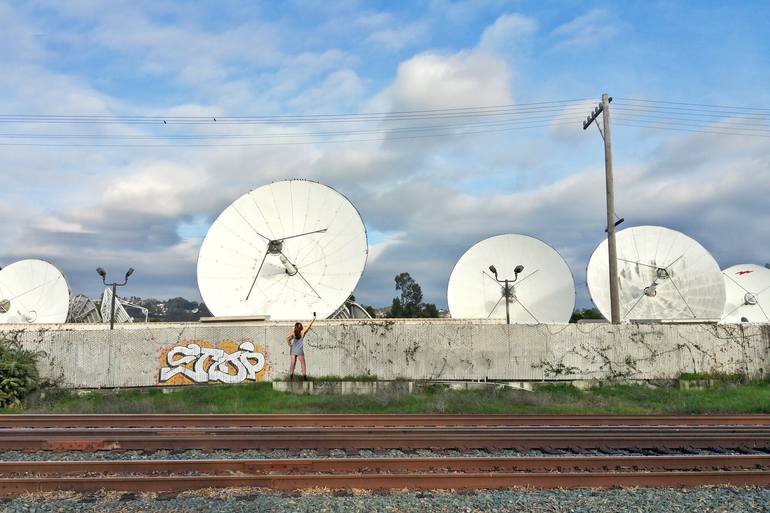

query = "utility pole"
[583,93,620,324]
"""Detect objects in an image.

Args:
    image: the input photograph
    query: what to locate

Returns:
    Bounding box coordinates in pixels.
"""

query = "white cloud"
[551,9,619,49]
[286,68,366,112]
[373,50,513,111]
[366,21,428,51]
[478,13,537,53]
[547,99,597,142]
[98,161,212,218]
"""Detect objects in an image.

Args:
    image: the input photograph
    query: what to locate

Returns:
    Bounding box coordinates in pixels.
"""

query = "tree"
[421,303,439,318]
[569,308,603,323]
[387,272,439,318]
[389,297,404,318]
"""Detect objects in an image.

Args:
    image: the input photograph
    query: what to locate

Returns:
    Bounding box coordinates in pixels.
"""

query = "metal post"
[109,283,117,330]
[504,279,510,325]
[97,267,133,329]
[601,93,621,324]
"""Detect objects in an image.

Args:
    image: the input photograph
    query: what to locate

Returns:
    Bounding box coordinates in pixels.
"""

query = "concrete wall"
[1,320,768,388]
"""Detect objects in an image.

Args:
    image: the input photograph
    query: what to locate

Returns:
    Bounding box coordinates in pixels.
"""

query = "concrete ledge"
[271,380,539,395]
[272,380,416,395]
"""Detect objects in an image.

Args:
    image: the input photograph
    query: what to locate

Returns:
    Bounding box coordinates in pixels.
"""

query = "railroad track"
[1,455,770,493]
[2,425,770,451]
[2,413,770,428]
[1,414,770,494]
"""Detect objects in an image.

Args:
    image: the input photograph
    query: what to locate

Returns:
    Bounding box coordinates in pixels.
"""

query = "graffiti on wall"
[159,340,268,385]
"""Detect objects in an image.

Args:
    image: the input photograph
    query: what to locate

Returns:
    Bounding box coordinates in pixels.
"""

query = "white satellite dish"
[197,179,368,320]
[587,225,725,321]
[0,259,70,324]
[720,264,770,323]
[67,294,102,323]
[331,300,373,319]
[100,287,133,323]
[447,234,576,323]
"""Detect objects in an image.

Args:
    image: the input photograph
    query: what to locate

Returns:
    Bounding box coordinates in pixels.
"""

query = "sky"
[1,0,769,311]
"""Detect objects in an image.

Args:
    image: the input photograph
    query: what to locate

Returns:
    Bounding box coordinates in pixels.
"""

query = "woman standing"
[286,313,315,380]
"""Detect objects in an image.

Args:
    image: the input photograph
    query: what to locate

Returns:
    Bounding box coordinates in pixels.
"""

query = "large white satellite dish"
[100,287,134,324]
[67,294,102,323]
[587,226,725,321]
[447,234,576,323]
[720,264,770,323]
[331,300,373,319]
[197,179,368,320]
[0,259,70,324]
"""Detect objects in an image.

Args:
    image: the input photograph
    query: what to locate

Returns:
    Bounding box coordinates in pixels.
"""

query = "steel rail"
[2,414,770,428]
[1,455,769,476]
[6,426,770,435]
[2,431,769,451]
[2,470,770,494]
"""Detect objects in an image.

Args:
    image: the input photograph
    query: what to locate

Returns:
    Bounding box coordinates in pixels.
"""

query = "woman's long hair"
[294,322,303,339]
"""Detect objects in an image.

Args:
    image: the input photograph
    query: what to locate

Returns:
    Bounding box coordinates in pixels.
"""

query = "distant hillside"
[122,297,211,322]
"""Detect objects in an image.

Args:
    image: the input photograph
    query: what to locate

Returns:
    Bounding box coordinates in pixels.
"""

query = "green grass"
[5,380,770,415]
[678,371,746,383]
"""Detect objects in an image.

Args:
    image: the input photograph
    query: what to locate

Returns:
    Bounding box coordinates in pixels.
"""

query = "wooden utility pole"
[583,93,621,323]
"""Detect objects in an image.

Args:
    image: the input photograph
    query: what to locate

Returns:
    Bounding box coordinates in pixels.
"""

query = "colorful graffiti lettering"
[159,340,268,384]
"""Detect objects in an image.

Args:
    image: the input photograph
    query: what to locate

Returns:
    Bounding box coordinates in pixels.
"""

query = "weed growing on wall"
[0,336,40,407]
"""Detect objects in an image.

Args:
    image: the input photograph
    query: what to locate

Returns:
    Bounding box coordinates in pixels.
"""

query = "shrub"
[0,336,41,407]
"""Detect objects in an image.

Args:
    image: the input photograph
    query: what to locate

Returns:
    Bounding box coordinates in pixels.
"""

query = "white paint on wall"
[159,341,265,384]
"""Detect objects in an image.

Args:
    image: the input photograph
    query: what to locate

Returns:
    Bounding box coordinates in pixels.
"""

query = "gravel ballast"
[3,487,770,513]
[0,447,757,461]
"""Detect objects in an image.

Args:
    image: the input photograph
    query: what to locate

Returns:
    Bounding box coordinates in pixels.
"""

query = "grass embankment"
[6,380,770,415]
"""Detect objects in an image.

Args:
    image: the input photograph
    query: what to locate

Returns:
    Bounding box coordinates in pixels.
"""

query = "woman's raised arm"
[302,314,316,336]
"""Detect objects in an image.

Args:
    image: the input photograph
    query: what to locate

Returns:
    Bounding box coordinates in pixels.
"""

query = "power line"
[615,97,770,112]
[614,121,770,138]
[0,119,582,148]
[612,111,769,128]
[0,116,587,141]
[612,105,769,121]
[0,99,594,125]
[2,96,768,145]
[613,116,770,133]
[0,108,590,125]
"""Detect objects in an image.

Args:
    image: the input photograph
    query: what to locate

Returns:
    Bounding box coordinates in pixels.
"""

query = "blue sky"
[1,0,769,311]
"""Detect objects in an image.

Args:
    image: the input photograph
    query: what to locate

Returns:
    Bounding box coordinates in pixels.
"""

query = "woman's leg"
[289,355,297,378]
[298,355,307,378]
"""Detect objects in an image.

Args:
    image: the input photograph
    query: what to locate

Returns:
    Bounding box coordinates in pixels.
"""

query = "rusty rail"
[2,469,770,494]
[1,455,769,476]
[2,426,770,451]
[2,414,770,428]
[0,414,770,428]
